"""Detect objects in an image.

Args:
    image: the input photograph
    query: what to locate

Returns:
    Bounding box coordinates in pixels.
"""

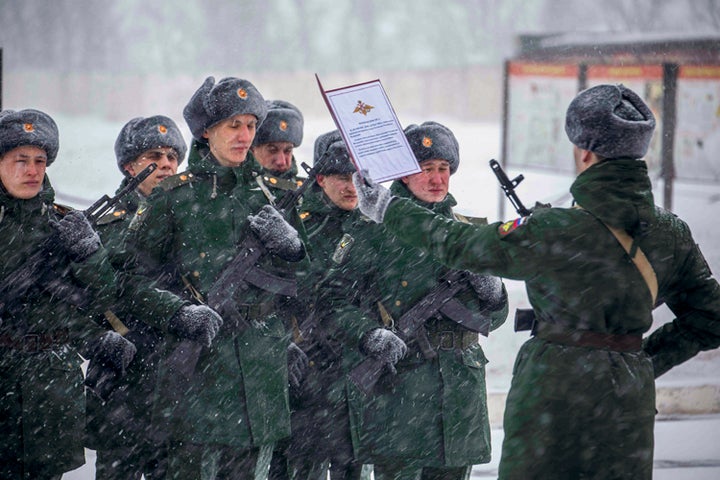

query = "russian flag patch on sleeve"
[498,216,528,236]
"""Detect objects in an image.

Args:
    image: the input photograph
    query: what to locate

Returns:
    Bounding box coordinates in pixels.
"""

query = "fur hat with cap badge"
[252,100,304,148]
[565,83,656,159]
[114,115,187,175]
[313,130,355,176]
[0,109,59,165]
[404,121,460,174]
[183,76,267,142]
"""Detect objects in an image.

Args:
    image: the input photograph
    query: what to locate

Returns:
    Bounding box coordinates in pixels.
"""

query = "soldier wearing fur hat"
[85,115,188,480]
[251,99,304,181]
[352,85,720,479]
[0,108,135,479]
[340,121,508,479]
[122,77,309,479]
[268,130,374,480]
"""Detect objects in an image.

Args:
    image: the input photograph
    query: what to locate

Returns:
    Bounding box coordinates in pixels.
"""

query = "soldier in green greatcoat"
[85,115,187,480]
[343,121,508,479]
[352,84,720,479]
[250,99,306,196]
[122,76,308,479]
[278,130,374,480]
[0,108,135,479]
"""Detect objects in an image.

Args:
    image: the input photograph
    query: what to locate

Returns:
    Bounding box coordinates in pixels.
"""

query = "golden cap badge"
[422,136,433,148]
[237,88,248,99]
[158,125,168,134]
[23,123,34,132]
[279,120,288,131]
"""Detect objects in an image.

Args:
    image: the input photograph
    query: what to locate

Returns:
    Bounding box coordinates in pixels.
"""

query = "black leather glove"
[50,210,101,262]
[248,205,305,262]
[352,170,395,223]
[287,342,309,392]
[168,304,223,347]
[359,328,407,374]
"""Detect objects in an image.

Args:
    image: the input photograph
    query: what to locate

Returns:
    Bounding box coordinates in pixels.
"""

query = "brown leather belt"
[0,329,70,353]
[534,322,642,352]
[428,330,478,351]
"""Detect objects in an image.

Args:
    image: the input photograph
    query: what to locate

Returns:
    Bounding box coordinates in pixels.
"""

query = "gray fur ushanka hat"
[565,84,656,159]
[0,109,59,165]
[404,121,460,174]
[115,115,187,175]
[183,76,267,142]
[252,100,304,147]
[313,130,355,175]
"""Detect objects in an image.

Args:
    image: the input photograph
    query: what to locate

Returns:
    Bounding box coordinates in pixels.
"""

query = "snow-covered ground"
[48,114,719,479]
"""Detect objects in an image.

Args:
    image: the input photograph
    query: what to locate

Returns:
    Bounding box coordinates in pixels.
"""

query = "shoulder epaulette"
[96,209,129,226]
[159,171,198,192]
[261,173,304,192]
[455,212,488,226]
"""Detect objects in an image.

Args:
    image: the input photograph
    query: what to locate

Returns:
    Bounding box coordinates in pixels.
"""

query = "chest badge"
[332,233,355,265]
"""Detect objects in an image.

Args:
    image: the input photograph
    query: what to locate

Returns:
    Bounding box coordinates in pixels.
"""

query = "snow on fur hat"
[404,121,459,174]
[252,100,304,147]
[565,84,656,159]
[183,76,267,142]
[0,109,59,165]
[313,130,355,175]
[115,115,187,175]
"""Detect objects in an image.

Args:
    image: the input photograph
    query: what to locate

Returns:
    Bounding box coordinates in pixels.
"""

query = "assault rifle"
[489,159,532,216]
[490,159,546,332]
[349,269,492,395]
[166,162,317,380]
[0,163,157,317]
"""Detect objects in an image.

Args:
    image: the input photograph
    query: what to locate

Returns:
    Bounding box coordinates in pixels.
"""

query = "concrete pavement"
[471,414,720,479]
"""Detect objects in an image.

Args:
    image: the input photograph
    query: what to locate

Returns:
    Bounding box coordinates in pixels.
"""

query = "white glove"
[352,171,394,223]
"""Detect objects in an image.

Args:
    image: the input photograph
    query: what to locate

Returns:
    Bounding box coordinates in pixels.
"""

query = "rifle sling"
[575,205,658,305]
[604,224,658,305]
[439,298,490,336]
[244,265,298,297]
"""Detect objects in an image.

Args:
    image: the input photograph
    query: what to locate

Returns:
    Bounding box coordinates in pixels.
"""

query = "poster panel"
[673,65,720,182]
[506,62,579,173]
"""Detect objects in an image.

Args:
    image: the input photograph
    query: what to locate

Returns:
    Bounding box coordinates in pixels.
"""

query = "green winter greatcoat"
[380,159,720,479]
[85,184,167,451]
[124,141,304,448]
[318,182,507,467]
[284,186,369,464]
[0,176,116,479]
